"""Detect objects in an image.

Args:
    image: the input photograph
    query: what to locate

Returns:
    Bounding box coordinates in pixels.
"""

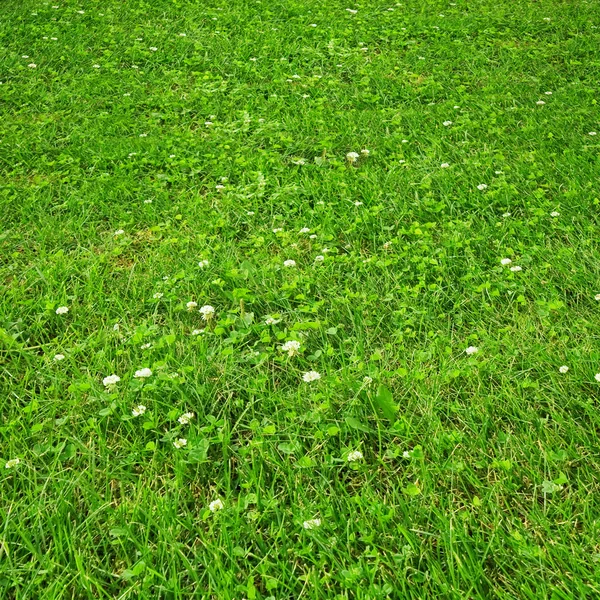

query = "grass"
[2,0,600,597]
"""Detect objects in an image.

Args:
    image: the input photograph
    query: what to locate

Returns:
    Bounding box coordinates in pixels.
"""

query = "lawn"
[2,0,600,597]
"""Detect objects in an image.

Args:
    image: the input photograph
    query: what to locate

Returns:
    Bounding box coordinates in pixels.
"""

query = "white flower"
[215,184,225,190]
[363,376,373,385]
[595,373,600,382]
[265,316,281,325]
[28,63,37,68]
[200,305,215,320]
[536,100,545,105]
[595,294,600,301]
[272,228,283,233]
[402,450,411,458]
[299,227,311,233]
[314,255,325,262]
[500,258,512,265]
[441,163,450,168]
[309,234,317,239]
[204,121,213,126]
[179,32,187,36]
[283,259,296,268]
[559,366,569,374]
[550,211,560,217]
[55,306,69,315]
[92,64,100,69]
[149,47,158,51]
[280,340,301,356]
[186,301,198,311]
[191,329,204,335]
[361,149,370,156]
[588,132,597,136]
[247,210,255,216]
[209,498,224,512]
[354,201,363,206]
[347,450,363,462]
[302,371,321,382]
[346,8,358,13]
[22,55,29,59]
[153,292,163,299]
[346,152,359,162]
[132,405,147,417]
[134,368,152,379]
[178,411,195,425]
[114,229,125,236]
[103,374,120,387]
[198,259,209,268]
[54,354,65,361]
[140,343,152,350]
[173,438,187,449]
[303,518,321,530]
[502,212,511,218]
[465,346,478,355]
[510,266,522,272]
[477,184,488,191]
[5,458,20,469]
[113,323,120,331]
[545,91,552,95]
[443,120,453,126]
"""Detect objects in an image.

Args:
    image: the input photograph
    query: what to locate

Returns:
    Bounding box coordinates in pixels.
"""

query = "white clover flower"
[179,32,187,36]
[272,228,283,233]
[443,120,453,126]
[309,234,317,239]
[114,229,125,236]
[22,55,29,59]
[191,329,204,335]
[173,438,187,449]
[178,411,195,425]
[500,258,512,265]
[54,354,65,361]
[140,343,152,350]
[589,132,597,136]
[283,259,297,268]
[204,121,213,126]
[55,306,69,315]
[302,371,321,382]
[280,340,301,356]
[113,323,120,331]
[265,316,281,325]
[149,47,158,51]
[347,450,363,462]
[595,373,600,382]
[103,374,120,387]
[550,211,560,217]
[299,227,311,234]
[559,366,569,374]
[361,148,370,155]
[200,305,215,320]
[545,91,552,95]
[247,210,255,216]
[441,163,450,168]
[510,266,522,272]
[477,184,488,191]
[322,247,330,253]
[209,498,224,512]
[354,201,363,206]
[314,255,325,262]
[5,458,20,469]
[215,184,225,190]
[402,450,411,458]
[595,294,600,301]
[132,405,147,417]
[346,152,359,162]
[363,376,373,386]
[536,100,545,105]
[198,259,209,268]
[134,368,152,379]
[153,292,163,299]
[92,64,100,69]
[186,301,198,311]
[502,212,511,218]
[465,346,478,355]
[303,518,321,530]
[28,63,37,68]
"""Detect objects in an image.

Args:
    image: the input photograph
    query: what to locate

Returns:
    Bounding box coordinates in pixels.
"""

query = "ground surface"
[2,0,600,598]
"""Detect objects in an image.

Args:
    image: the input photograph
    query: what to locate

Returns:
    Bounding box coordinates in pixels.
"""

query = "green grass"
[2,0,600,597]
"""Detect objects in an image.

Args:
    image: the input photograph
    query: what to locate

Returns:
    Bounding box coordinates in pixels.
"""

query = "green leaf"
[187,439,210,463]
[345,416,372,433]
[278,441,300,454]
[373,385,397,424]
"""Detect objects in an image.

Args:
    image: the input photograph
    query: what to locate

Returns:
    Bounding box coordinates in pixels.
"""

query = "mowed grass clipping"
[2,0,600,597]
